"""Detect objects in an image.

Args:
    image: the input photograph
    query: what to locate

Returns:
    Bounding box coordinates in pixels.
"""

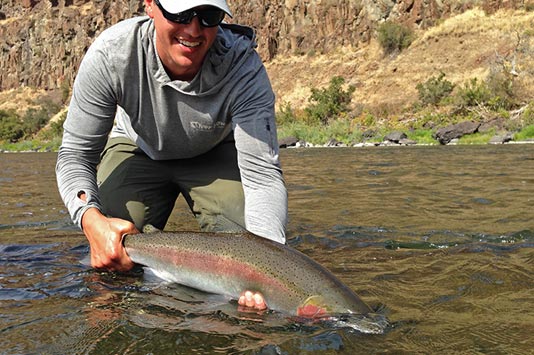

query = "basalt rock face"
[0,0,144,90]
[0,0,526,92]
[232,0,524,59]
[236,0,449,60]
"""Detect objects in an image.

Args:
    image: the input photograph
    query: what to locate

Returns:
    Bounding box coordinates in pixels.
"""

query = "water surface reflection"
[1,146,533,354]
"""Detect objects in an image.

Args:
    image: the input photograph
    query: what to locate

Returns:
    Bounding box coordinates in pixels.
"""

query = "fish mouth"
[331,312,390,334]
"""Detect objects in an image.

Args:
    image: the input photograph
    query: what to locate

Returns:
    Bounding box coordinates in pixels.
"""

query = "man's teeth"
[179,39,200,47]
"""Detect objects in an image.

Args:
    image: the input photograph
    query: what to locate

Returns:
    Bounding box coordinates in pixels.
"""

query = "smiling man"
[56,0,287,310]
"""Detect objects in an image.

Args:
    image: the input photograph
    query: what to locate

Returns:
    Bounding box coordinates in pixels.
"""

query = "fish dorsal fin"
[142,224,161,234]
[297,295,330,318]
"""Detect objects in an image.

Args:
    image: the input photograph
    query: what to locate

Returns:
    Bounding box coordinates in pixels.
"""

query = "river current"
[1,145,533,354]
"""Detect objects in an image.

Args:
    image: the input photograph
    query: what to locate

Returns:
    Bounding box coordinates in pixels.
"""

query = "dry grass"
[2,8,534,119]
[266,8,534,114]
[0,87,49,115]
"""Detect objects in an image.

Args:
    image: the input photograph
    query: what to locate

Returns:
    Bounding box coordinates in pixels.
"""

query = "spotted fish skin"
[124,231,372,317]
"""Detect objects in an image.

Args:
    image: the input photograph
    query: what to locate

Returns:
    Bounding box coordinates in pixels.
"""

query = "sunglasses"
[153,0,226,27]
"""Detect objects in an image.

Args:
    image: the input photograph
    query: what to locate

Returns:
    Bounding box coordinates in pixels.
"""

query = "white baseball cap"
[157,0,232,17]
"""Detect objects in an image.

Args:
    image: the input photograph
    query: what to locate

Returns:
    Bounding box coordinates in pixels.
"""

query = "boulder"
[362,129,378,140]
[278,136,298,148]
[399,138,417,145]
[489,133,514,144]
[325,138,345,147]
[384,131,408,143]
[433,121,480,145]
[479,117,506,133]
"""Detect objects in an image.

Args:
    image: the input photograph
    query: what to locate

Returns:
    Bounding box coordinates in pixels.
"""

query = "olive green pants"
[96,137,246,232]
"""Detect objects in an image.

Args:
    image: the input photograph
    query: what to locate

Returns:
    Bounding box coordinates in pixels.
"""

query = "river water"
[1,145,533,354]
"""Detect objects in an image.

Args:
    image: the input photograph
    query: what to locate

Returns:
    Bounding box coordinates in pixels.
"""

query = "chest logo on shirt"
[190,121,227,131]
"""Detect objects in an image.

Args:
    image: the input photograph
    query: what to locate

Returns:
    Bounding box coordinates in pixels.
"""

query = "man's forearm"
[56,143,103,229]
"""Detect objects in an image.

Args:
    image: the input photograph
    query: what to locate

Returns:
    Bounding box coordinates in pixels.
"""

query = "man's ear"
[145,0,155,19]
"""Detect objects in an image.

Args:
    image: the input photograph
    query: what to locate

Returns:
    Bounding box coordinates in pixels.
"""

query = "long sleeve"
[56,35,118,228]
[231,63,288,244]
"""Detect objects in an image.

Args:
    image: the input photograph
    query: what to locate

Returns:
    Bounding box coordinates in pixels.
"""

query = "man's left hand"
[238,290,267,311]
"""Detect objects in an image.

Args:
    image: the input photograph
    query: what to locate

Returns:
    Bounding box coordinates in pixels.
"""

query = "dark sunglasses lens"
[174,11,195,24]
[198,10,225,27]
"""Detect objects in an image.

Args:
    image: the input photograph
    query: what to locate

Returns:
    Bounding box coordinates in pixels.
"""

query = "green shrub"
[455,77,492,108]
[485,70,518,110]
[304,76,355,125]
[21,107,51,138]
[277,120,309,142]
[521,103,534,126]
[276,102,297,126]
[49,110,67,137]
[37,110,67,141]
[278,117,363,145]
[377,22,414,55]
[514,125,534,141]
[19,98,62,139]
[458,131,495,145]
[0,135,64,152]
[353,111,377,129]
[416,72,455,106]
[0,110,24,142]
[406,129,438,145]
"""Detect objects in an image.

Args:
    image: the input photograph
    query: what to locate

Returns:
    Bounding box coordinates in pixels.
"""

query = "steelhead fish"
[123,231,376,325]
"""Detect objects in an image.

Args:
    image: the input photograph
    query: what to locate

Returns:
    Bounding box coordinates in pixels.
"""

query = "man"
[56,0,287,310]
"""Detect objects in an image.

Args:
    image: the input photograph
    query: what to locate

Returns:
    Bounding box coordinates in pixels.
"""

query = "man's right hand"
[81,207,139,272]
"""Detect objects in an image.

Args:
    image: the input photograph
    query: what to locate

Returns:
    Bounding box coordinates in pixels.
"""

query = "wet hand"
[238,290,267,311]
[82,207,139,272]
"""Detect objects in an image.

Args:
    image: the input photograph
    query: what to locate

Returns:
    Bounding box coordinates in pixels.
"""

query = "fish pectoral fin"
[297,295,330,318]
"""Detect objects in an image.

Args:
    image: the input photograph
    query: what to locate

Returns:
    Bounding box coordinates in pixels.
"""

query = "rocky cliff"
[0,0,144,90]
[0,0,527,93]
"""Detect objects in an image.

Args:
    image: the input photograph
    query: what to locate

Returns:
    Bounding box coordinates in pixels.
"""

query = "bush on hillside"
[37,109,67,141]
[456,68,523,110]
[454,78,492,109]
[523,103,534,126]
[304,76,355,125]
[416,72,455,106]
[0,110,24,142]
[485,70,519,110]
[276,102,297,126]
[0,97,63,144]
[377,22,414,55]
[22,107,52,138]
[49,111,67,137]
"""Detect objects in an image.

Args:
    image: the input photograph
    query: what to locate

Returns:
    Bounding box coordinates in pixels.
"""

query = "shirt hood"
[149,21,258,96]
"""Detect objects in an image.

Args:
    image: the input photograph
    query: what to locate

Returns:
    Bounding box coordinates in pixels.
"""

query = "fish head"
[296,296,389,334]
[331,312,389,334]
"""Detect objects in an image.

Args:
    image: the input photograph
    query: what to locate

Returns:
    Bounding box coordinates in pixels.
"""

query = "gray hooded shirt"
[56,17,287,243]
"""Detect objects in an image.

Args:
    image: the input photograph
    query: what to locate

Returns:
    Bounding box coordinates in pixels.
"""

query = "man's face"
[147,1,219,81]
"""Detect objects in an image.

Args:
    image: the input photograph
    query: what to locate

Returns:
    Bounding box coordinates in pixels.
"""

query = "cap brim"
[157,0,232,17]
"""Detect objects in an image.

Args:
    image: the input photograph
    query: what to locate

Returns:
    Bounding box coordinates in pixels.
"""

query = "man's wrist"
[81,206,104,231]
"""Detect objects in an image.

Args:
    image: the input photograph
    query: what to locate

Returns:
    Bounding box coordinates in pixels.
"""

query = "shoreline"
[278,136,534,149]
[3,139,534,154]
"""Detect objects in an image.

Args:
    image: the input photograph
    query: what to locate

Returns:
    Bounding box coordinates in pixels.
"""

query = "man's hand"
[238,290,267,311]
[81,207,139,272]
